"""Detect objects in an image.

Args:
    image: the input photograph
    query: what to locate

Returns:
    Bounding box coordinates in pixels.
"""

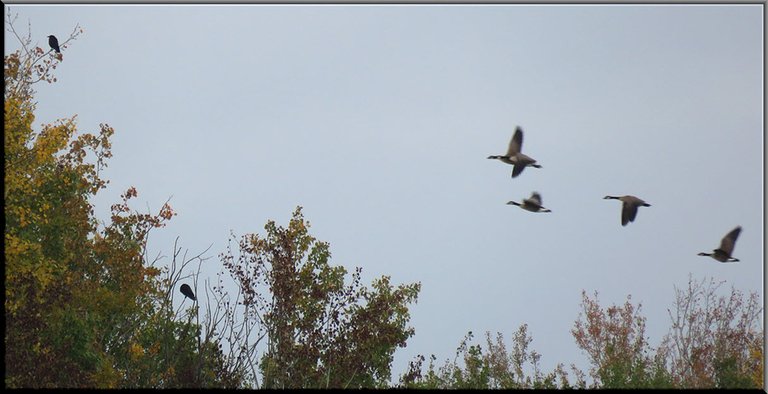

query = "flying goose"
[507,192,551,213]
[603,195,651,226]
[698,226,741,262]
[487,126,542,178]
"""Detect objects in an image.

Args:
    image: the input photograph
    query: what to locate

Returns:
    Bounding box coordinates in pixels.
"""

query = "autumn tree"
[571,291,672,388]
[572,277,763,389]
[218,207,421,388]
[399,326,582,389]
[659,275,763,388]
[4,14,238,388]
[4,14,117,386]
[106,235,248,388]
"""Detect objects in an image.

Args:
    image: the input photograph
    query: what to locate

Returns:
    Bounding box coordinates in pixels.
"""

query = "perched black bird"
[180,284,196,301]
[48,35,60,53]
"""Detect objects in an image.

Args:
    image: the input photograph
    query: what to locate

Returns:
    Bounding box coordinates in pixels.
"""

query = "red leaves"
[159,203,175,221]
[571,279,763,388]
[663,276,763,388]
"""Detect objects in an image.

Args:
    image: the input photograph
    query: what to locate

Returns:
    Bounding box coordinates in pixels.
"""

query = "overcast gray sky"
[5,3,763,383]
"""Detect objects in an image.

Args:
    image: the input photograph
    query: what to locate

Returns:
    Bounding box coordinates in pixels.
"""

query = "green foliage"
[399,327,580,389]
[220,207,421,388]
[405,277,762,390]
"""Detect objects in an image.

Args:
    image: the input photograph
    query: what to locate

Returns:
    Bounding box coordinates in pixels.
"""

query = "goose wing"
[528,192,543,206]
[506,127,523,156]
[524,192,545,210]
[511,163,526,178]
[621,201,639,226]
[719,226,742,255]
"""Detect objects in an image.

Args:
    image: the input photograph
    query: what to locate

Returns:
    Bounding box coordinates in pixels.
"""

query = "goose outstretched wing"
[719,226,742,255]
[506,127,523,156]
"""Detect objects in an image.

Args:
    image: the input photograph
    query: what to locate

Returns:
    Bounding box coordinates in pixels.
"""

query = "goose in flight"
[698,226,742,262]
[507,192,551,213]
[603,195,651,226]
[487,126,542,178]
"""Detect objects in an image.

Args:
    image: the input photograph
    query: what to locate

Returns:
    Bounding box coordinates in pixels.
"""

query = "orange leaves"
[123,186,138,200]
[145,266,161,278]
[159,203,176,221]
[109,187,176,239]
[571,291,656,388]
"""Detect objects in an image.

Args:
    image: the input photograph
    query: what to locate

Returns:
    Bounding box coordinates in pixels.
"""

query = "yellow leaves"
[4,97,36,175]
[5,233,30,256]
[5,94,96,322]
[748,337,763,387]
[129,342,145,361]
[145,266,161,278]
[17,206,29,228]
[5,233,43,271]
[4,231,60,314]
[93,361,119,389]
[4,93,35,126]
[33,121,75,165]
[5,42,195,388]
[33,260,56,290]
